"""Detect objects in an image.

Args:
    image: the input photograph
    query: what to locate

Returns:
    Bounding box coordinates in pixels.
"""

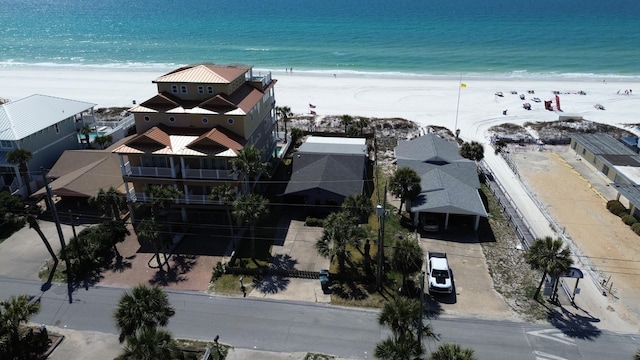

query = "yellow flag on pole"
[460,83,467,88]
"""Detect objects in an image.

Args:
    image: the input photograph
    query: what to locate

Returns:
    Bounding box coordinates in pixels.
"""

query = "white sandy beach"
[2,67,639,141]
[3,66,640,331]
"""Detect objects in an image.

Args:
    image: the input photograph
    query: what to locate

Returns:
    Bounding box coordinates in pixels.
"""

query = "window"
[54,123,60,134]
[571,142,576,150]
[0,140,13,149]
[207,86,214,94]
[181,85,187,94]
[198,86,204,94]
[202,118,209,124]
[169,117,175,122]
[603,165,610,176]
[227,118,234,125]
[171,85,178,93]
[581,149,586,155]
[144,116,150,122]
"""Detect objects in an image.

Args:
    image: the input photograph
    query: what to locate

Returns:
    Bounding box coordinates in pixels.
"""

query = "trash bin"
[319,269,330,293]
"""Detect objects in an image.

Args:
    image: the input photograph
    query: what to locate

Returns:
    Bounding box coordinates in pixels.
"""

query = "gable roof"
[394,134,487,217]
[112,125,245,157]
[0,94,95,141]
[32,151,123,198]
[284,152,365,198]
[395,134,466,163]
[153,64,249,84]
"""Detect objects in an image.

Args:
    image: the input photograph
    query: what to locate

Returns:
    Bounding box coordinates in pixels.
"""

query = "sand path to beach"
[510,145,640,331]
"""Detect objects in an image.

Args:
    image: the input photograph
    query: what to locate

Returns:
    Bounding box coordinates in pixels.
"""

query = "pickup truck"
[427,252,453,294]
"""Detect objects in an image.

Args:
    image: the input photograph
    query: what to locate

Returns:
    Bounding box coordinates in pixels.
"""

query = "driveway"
[0,220,81,280]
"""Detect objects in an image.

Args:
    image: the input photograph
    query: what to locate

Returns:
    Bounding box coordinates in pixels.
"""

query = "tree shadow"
[269,253,298,271]
[40,260,58,292]
[547,304,602,340]
[107,254,133,273]
[148,254,197,286]
[252,274,290,294]
[330,280,369,301]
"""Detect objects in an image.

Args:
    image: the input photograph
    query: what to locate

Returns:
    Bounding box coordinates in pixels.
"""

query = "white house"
[0,94,96,197]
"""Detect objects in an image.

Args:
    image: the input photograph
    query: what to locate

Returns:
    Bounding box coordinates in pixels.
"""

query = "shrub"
[211,261,225,282]
[305,217,325,227]
[631,223,640,235]
[616,210,629,218]
[622,215,638,226]
[607,200,627,216]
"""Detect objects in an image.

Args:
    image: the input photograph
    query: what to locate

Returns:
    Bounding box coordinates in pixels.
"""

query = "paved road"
[2,277,638,360]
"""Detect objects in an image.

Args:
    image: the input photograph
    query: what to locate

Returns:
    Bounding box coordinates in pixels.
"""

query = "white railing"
[184,167,232,180]
[182,194,216,205]
[128,166,172,178]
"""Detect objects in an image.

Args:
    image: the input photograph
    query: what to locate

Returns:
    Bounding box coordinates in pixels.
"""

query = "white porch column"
[169,157,176,178]
[118,155,126,177]
[180,157,186,179]
[445,213,450,230]
[183,184,189,205]
[474,215,480,231]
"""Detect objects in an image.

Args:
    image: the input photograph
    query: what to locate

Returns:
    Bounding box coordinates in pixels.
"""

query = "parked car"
[427,252,453,294]
[421,214,440,232]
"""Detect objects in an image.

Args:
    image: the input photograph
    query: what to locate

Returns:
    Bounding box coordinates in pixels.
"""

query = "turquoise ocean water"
[1,0,639,79]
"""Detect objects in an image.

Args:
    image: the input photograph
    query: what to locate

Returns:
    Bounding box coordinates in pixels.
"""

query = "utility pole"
[376,182,387,289]
[41,167,73,304]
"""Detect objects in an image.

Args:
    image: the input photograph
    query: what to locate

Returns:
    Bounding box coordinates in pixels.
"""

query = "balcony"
[179,193,218,205]
[123,162,173,178]
[183,167,235,180]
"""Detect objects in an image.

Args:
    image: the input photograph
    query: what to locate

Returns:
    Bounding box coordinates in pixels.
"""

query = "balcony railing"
[123,162,172,178]
[183,167,233,180]
[179,194,218,205]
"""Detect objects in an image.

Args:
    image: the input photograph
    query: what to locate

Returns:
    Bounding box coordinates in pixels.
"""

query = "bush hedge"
[305,217,325,227]
[622,214,638,225]
[632,222,640,235]
[607,200,627,216]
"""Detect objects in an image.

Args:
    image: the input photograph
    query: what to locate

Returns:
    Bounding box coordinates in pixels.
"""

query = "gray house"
[395,134,487,231]
[0,94,96,196]
[283,136,368,208]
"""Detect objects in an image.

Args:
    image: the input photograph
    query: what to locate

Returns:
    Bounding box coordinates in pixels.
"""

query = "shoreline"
[2,66,639,141]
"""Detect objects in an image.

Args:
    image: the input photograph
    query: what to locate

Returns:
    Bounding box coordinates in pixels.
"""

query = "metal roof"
[570,133,638,156]
[395,134,467,163]
[611,184,640,211]
[0,94,95,141]
[153,64,249,84]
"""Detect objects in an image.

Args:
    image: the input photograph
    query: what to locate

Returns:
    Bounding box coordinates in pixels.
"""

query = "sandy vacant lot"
[510,146,640,329]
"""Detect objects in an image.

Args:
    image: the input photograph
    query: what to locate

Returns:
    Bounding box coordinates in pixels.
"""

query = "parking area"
[418,229,514,319]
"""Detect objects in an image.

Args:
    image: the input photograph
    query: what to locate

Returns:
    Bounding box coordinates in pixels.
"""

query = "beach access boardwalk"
[479,161,536,249]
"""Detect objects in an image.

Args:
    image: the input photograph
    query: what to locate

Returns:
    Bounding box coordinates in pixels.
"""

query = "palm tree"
[80,124,92,145]
[231,145,269,194]
[276,105,293,142]
[524,236,574,300]
[389,167,422,215]
[0,294,45,358]
[117,327,178,360]
[340,114,353,134]
[341,194,374,224]
[376,296,435,359]
[391,237,424,292]
[94,134,113,149]
[459,141,484,162]
[148,184,182,218]
[6,148,33,195]
[90,187,123,220]
[356,117,371,135]
[209,183,237,236]
[375,336,423,360]
[103,219,130,259]
[113,285,176,343]
[315,211,364,273]
[233,193,269,258]
[135,218,168,271]
[428,343,477,360]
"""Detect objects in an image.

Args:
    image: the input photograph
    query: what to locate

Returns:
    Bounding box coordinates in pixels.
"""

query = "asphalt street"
[1,277,637,360]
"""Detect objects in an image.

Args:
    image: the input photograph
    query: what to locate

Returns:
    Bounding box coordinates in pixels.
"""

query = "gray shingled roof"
[0,94,95,141]
[394,134,487,217]
[283,152,364,198]
[395,134,467,163]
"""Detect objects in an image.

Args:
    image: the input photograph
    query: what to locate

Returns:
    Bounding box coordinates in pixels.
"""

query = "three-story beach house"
[0,94,96,197]
[113,64,277,221]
